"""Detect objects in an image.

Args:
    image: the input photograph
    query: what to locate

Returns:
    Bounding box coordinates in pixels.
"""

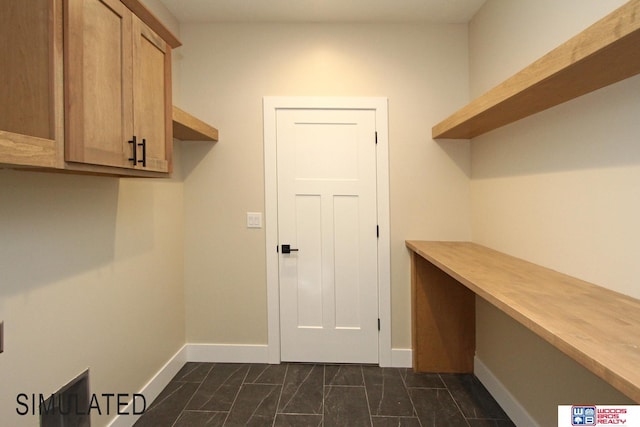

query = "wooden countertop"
[406,240,640,402]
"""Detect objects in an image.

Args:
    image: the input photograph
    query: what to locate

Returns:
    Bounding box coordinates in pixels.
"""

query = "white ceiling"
[158,0,486,24]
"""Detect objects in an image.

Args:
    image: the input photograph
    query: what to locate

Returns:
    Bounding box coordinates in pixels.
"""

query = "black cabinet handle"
[128,135,137,165]
[138,138,147,167]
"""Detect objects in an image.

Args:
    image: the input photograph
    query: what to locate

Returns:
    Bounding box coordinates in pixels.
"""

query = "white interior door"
[276,108,379,363]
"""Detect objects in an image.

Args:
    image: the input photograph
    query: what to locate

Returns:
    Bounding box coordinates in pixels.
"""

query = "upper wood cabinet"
[0,0,64,169]
[65,0,172,174]
[0,0,180,177]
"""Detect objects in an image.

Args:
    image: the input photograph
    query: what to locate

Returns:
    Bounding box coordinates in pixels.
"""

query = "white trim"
[107,345,188,427]
[263,96,392,366]
[264,97,281,364]
[374,99,392,367]
[474,356,539,427]
[186,343,270,363]
[390,348,413,368]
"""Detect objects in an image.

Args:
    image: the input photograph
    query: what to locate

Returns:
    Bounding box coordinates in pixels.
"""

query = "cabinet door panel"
[1,0,63,169]
[0,0,52,140]
[65,0,134,168]
[133,18,171,173]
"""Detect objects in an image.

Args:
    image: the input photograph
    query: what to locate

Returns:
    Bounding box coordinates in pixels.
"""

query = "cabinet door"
[65,0,135,169]
[0,0,63,168]
[132,16,172,173]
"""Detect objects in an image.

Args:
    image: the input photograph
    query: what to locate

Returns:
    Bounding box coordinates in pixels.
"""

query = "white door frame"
[263,96,391,366]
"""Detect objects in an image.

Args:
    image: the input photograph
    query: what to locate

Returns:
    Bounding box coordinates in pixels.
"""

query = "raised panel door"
[65,0,134,169]
[277,108,379,363]
[132,17,171,173]
[0,0,63,168]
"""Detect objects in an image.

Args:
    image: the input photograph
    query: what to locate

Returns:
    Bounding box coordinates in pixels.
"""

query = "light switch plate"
[247,212,263,229]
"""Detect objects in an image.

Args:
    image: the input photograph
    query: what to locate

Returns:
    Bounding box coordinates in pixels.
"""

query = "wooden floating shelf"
[172,106,219,142]
[433,0,640,139]
[406,241,640,403]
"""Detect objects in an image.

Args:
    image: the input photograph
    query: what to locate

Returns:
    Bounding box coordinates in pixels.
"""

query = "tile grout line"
[401,368,424,427]
[321,364,325,426]
[271,363,289,427]
[279,363,318,414]
[244,382,280,424]
[176,362,215,418]
[169,362,215,427]
[360,365,375,427]
[439,373,473,427]
[219,364,253,426]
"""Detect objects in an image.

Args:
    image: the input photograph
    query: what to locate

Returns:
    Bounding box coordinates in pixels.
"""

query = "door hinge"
[376,225,379,238]
[378,318,381,331]
[375,131,378,145]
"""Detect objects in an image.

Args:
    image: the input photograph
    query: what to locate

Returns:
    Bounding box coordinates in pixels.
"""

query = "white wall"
[0,166,186,427]
[469,1,638,425]
[179,22,472,350]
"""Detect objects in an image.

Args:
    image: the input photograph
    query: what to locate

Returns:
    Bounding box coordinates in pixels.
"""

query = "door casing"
[263,96,391,366]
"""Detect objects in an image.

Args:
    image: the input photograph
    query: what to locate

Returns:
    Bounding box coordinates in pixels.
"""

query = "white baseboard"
[474,356,539,427]
[108,345,188,427]
[187,343,406,366]
[187,343,270,363]
[390,348,412,368]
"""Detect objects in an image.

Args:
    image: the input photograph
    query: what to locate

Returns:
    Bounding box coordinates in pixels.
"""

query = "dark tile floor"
[134,362,515,427]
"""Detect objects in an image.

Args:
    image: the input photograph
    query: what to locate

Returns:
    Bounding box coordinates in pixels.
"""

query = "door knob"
[281,244,299,254]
